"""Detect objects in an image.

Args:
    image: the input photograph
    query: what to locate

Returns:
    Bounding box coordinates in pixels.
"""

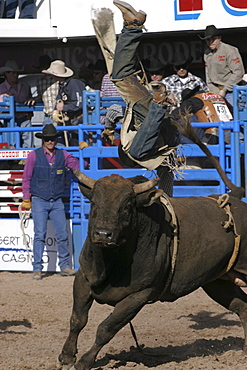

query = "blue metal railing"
[1,86,247,268]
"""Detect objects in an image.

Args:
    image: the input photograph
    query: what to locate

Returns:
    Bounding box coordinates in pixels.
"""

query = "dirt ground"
[1,271,247,370]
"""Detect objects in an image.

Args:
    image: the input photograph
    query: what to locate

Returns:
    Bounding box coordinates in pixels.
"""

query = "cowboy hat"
[181,85,201,102]
[0,60,23,75]
[142,57,167,72]
[170,52,193,67]
[42,60,74,78]
[87,60,106,71]
[33,55,52,70]
[199,25,222,40]
[35,124,63,139]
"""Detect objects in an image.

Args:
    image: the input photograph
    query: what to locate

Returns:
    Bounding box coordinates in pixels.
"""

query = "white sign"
[213,102,233,122]
[0,150,32,160]
[0,219,73,272]
[53,0,247,37]
[2,1,246,40]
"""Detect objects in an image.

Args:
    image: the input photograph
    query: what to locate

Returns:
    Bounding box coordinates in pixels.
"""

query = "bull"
[57,169,247,370]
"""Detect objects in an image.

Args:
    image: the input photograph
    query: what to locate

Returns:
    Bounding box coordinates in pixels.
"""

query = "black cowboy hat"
[33,55,52,70]
[142,57,167,72]
[87,59,106,71]
[181,85,201,102]
[170,52,193,67]
[199,25,222,40]
[35,124,63,139]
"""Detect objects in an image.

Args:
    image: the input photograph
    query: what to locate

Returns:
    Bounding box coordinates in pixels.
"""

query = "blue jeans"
[3,0,36,18]
[32,197,70,272]
[129,101,168,159]
[20,119,33,148]
[112,26,175,159]
[225,91,233,107]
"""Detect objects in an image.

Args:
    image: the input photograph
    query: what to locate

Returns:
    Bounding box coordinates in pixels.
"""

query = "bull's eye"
[123,202,132,215]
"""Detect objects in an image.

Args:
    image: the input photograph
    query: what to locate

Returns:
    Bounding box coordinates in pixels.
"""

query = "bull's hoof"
[56,356,76,370]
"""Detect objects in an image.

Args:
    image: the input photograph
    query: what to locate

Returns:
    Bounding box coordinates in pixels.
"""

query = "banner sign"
[0,150,32,160]
[72,0,247,36]
[0,219,73,272]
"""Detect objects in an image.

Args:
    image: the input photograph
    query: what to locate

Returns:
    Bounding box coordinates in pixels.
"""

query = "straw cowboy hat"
[142,57,167,72]
[199,25,222,40]
[0,60,23,75]
[35,124,63,139]
[42,60,74,78]
[170,52,193,67]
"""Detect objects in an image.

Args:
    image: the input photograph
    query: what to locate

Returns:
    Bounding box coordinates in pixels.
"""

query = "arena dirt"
[1,271,247,369]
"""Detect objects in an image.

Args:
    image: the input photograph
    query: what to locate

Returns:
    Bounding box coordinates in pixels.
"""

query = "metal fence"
[0,87,246,269]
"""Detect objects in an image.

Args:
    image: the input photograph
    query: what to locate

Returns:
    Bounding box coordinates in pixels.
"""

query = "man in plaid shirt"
[163,52,209,106]
[36,55,59,126]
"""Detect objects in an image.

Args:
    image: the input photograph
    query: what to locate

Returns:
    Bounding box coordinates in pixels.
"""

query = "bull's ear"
[136,189,164,207]
[78,182,92,200]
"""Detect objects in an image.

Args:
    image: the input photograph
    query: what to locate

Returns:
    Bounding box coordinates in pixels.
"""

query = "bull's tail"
[172,111,245,199]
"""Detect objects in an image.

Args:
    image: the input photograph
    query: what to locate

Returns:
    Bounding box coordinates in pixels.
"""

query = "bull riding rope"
[18,204,33,262]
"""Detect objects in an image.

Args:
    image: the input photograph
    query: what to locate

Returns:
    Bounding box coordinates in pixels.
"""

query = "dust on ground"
[1,271,247,369]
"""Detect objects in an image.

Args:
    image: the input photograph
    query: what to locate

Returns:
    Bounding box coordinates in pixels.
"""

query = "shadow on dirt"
[0,318,32,334]
[179,310,241,330]
[93,336,243,368]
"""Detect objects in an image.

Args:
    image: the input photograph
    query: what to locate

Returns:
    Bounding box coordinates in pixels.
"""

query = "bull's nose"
[94,228,113,241]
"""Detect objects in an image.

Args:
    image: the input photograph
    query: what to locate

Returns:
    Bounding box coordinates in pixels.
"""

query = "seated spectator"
[142,57,168,87]
[42,60,86,146]
[2,0,36,18]
[87,60,107,90]
[0,60,35,148]
[101,73,121,97]
[163,52,209,106]
[100,73,122,148]
[35,55,59,126]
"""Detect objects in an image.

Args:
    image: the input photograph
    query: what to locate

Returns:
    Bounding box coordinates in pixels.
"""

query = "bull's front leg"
[74,288,152,370]
[57,270,93,369]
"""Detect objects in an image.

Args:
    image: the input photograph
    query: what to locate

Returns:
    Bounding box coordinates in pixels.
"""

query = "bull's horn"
[133,177,159,194]
[73,169,96,189]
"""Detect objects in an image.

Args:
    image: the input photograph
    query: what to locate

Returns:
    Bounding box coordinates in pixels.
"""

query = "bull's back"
[165,195,246,298]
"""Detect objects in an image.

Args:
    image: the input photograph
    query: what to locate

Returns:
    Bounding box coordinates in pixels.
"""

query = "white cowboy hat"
[42,60,74,78]
[0,60,23,75]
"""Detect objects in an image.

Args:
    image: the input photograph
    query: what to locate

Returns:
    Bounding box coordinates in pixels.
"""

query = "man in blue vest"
[21,124,79,280]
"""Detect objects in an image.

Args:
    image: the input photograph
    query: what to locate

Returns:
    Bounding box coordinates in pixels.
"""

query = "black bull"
[58,171,247,370]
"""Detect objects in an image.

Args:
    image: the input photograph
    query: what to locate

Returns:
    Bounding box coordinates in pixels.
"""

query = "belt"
[16,113,32,123]
[212,83,224,90]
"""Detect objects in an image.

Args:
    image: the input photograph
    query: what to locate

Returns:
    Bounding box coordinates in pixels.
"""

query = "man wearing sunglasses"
[0,60,35,148]
[21,124,80,280]
[162,52,209,106]
[199,25,245,107]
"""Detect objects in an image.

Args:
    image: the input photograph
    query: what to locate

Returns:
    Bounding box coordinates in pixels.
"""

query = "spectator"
[199,25,245,106]
[42,60,86,146]
[2,0,36,18]
[35,55,59,126]
[87,60,107,90]
[0,60,35,148]
[101,73,121,97]
[142,57,168,86]
[163,52,209,106]
[100,73,122,144]
[21,124,79,280]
